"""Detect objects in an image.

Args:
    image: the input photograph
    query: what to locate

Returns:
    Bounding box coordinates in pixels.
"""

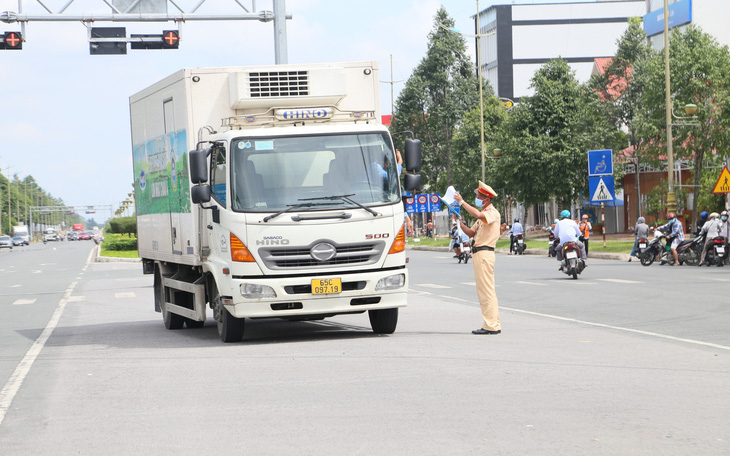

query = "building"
[476,0,647,101]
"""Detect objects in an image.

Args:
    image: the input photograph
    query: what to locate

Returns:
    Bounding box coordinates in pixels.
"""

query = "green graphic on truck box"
[133,129,191,216]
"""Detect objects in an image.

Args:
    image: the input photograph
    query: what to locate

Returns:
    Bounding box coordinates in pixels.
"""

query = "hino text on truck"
[131,61,422,342]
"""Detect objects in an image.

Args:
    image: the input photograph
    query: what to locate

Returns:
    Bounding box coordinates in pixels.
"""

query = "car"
[0,236,13,250]
[78,232,92,240]
[12,236,28,246]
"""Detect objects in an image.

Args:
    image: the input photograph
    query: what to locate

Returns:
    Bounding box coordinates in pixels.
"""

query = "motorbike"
[547,231,557,257]
[701,236,726,267]
[640,231,702,266]
[559,241,585,279]
[512,234,526,255]
[450,227,471,264]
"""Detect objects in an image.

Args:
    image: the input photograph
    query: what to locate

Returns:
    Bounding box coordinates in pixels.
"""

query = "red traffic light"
[2,31,22,50]
[162,30,179,49]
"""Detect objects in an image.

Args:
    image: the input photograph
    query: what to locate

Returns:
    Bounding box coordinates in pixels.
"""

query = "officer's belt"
[472,245,495,253]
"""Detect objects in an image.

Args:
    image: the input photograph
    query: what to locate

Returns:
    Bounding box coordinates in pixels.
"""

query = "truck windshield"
[230,132,401,212]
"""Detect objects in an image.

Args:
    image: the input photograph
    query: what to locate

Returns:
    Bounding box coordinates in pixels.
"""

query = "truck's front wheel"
[211,282,245,343]
[368,308,398,334]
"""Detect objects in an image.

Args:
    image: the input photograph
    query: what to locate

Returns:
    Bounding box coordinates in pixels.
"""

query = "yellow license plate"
[311,278,342,295]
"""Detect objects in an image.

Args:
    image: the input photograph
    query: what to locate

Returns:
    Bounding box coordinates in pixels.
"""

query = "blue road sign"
[588,149,613,176]
[589,175,615,203]
[405,195,415,213]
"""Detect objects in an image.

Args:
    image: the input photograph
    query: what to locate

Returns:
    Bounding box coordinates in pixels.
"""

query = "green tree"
[589,17,653,220]
[390,7,479,193]
[493,59,624,207]
[635,25,730,218]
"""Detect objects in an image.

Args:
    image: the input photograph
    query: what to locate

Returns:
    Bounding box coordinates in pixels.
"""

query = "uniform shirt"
[554,218,581,245]
[471,203,501,248]
[719,220,729,238]
[509,222,523,235]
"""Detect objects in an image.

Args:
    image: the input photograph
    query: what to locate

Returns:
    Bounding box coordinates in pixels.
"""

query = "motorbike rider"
[578,214,592,256]
[695,211,709,236]
[657,212,684,266]
[554,209,587,266]
[628,216,650,262]
[450,217,470,258]
[720,211,729,264]
[508,217,523,254]
[698,212,723,266]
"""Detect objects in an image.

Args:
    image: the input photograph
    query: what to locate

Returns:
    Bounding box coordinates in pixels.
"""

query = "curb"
[406,245,629,261]
[94,245,142,263]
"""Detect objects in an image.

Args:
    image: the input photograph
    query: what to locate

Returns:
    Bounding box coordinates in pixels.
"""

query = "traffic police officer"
[454,181,502,335]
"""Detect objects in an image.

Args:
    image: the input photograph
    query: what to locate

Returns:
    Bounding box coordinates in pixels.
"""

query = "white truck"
[13,225,30,244]
[131,61,421,342]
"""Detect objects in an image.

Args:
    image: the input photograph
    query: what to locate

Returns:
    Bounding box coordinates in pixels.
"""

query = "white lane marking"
[12,299,36,305]
[501,306,730,352]
[515,281,547,286]
[708,278,730,282]
[0,247,94,426]
[460,282,476,286]
[115,292,135,298]
[11,285,21,288]
[598,278,643,284]
[417,284,452,289]
[66,296,86,302]
[40,263,57,266]
[32,270,41,274]
[437,294,472,304]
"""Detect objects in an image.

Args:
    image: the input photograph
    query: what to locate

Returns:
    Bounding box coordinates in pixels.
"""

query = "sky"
[0,0,586,218]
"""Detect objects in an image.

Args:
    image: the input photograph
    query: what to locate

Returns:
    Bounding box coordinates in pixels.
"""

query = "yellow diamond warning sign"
[712,166,730,194]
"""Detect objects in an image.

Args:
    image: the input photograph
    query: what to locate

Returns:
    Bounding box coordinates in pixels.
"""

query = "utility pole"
[380,54,404,116]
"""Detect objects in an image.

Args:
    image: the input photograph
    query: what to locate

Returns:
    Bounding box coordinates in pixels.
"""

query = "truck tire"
[156,268,184,330]
[211,281,245,343]
[368,308,398,334]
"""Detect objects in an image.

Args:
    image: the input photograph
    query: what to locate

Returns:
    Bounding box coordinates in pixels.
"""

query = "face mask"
[722,216,728,221]
[474,198,483,208]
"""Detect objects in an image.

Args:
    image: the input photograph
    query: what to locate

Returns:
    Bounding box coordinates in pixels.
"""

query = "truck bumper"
[224,268,408,319]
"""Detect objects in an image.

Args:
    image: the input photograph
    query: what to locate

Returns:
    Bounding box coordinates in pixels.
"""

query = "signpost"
[588,149,615,247]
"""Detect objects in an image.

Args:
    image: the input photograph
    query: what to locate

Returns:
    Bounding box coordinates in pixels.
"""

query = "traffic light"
[1,31,22,50]
[161,30,179,49]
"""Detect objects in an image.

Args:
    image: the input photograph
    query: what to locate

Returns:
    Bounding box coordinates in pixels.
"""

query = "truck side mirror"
[403,174,422,192]
[189,148,209,184]
[404,139,422,172]
[191,184,211,204]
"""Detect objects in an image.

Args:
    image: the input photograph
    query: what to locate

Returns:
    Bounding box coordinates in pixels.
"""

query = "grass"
[407,235,636,253]
[99,243,139,258]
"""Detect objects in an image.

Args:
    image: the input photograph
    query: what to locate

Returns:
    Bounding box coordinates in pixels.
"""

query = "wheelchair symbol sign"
[588,149,613,176]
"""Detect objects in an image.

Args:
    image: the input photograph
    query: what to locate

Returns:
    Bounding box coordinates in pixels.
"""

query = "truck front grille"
[259,242,384,270]
[249,71,309,98]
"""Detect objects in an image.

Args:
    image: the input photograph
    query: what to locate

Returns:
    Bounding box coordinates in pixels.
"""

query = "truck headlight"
[240,283,277,299]
[375,274,405,291]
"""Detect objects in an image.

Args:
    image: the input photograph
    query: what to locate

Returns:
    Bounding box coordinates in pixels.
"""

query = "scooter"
[512,234,526,255]
[450,227,472,264]
[701,236,726,267]
[640,231,701,266]
[547,231,557,257]
[559,241,585,279]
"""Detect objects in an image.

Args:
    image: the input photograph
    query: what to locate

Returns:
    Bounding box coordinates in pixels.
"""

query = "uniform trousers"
[472,250,500,331]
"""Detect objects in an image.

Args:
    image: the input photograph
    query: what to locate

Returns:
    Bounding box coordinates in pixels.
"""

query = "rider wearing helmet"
[720,211,730,264]
[578,214,592,256]
[696,211,709,236]
[553,209,587,264]
[508,217,523,254]
[658,213,684,266]
[698,212,723,266]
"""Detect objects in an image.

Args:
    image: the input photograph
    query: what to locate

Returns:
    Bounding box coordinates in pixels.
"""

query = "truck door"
[207,144,228,259]
[163,98,183,255]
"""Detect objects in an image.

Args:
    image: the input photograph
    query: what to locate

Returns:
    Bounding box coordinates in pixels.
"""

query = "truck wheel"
[185,319,205,329]
[211,282,244,343]
[156,268,184,330]
[368,308,398,334]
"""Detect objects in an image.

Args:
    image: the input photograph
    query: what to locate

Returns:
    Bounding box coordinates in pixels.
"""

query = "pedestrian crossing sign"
[711,166,730,194]
[588,175,615,202]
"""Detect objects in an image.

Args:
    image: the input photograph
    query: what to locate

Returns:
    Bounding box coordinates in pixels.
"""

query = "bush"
[103,233,138,251]
[107,217,137,235]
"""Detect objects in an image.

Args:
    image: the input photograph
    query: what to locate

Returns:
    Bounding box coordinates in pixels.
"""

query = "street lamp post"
[664,0,677,215]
